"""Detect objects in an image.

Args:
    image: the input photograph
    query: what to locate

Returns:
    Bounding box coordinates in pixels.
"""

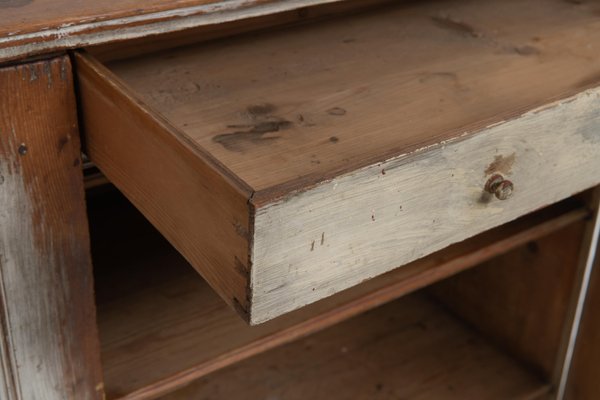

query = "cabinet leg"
[0,56,104,400]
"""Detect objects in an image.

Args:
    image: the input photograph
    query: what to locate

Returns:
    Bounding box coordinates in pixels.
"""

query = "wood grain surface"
[80,0,600,323]
[250,88,600,322]
[76,52,254,319]
[431,221,586,383]
[0,56,104,399]
[0,0,349,63]
[108,0,600,193]
[159,293,549,400]
[89,190,584,399]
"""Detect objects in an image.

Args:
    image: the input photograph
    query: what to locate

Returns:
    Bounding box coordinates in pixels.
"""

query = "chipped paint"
[249,86,600,324]
[0,0,347,61]
[485,153,516,176]
[0,149,67,400]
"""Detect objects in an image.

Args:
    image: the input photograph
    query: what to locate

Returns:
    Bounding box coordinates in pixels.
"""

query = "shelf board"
[160,293,550,400]
[90,191,586,399]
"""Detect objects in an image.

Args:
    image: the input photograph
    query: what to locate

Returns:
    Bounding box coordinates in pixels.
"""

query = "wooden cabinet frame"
[0,1,600,397]
[0,55,104,400]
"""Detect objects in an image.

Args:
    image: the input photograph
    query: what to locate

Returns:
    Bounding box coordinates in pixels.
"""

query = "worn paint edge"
[253,89,584,211]
[0,0,345,62]
[0,144,29,400]
[0,271,19,400]
[248,87,600,325]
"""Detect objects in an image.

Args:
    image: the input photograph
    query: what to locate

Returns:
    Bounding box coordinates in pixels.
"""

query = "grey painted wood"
[251,88,600,324]
[0,56,103,400]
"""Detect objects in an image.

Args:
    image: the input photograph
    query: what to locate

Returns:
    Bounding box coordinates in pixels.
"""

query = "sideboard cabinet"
[1,0,599,399]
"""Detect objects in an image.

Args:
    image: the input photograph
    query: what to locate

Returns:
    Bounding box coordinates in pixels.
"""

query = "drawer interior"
[78,0,600,324]
[96,0,600,192]
[88,186,589,399]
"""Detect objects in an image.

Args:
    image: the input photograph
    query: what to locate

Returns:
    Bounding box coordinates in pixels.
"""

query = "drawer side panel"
[75,53,253,319]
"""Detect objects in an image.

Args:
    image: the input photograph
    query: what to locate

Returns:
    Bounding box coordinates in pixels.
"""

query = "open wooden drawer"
[76,0,600,324]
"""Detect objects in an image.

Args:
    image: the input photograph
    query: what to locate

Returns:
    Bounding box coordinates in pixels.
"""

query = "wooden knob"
[485,174,514,200]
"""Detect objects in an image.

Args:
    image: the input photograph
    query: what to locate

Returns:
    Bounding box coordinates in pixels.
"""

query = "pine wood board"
[78,0,600,323]
[159,293,550,400]
[0,0,349,63]
[89,190,585,399]
[0,56,104,400]
[107,0,600,193]
[431,221,585,381]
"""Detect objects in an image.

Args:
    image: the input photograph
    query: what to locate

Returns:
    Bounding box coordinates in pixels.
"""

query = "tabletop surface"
[0,0,341,62]
[107,0,600,193]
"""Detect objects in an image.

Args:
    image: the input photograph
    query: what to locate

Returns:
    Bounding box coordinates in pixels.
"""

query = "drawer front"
[251,90,600,323]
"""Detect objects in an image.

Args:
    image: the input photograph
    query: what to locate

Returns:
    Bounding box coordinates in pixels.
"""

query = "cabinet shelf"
[161,293,550,400]
[89,191,586,399]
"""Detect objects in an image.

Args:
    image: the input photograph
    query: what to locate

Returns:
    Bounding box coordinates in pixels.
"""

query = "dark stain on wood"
[512,45,540,56]
[57,135,69,153]
[0,0,33,8]
[232,220,250,240]
[233,256,249,278]
[329,136,339,143]
[214,102,296,151]
[485,153,516,176]
[298,114,316,127]
[247,103,276,117]
[477,191,493,204]
[430,16,481,38]
[527,241,540,254]
[321,232,325,246]
[214,119,292,152]
[232,297,249,318]
[296,7,309,19]
[327,107,346,116]
[265,283,287,294]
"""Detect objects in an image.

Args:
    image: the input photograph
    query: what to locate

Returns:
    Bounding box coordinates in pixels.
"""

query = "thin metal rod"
[557,194,600,400]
